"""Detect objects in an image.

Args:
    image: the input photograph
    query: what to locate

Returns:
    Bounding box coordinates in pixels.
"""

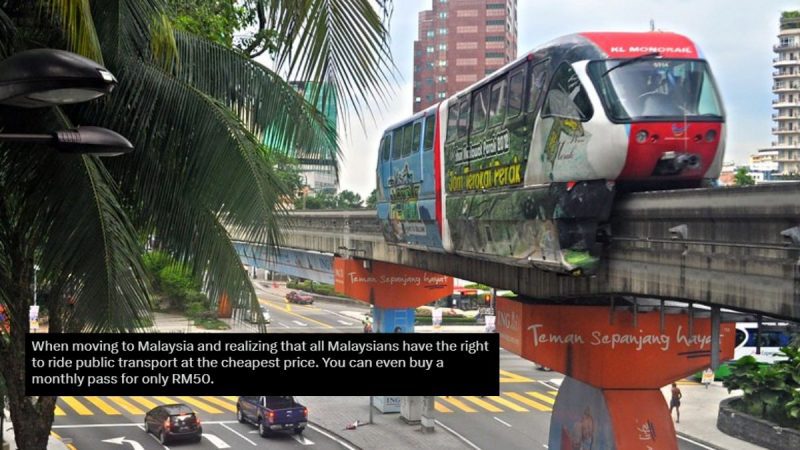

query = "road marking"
[50,431,77,450]
[308,423,358,450]
[54,405,66,416]
[223,396,238,402]
[52,420,240,429]
[499,369,534,383]
[439,396,477,413]
[337,320,353,325]
[503,392,552,412]
[152,396,181,407]
[176,396,222,414]
[259,297,333,328]
[129,397,159,410]
[292,320,309,327]
[434,401,453,413]
[203,433,231,448]
[677,435,716,450]
[526,391,555,405]
[278,322,291,328]
[61,397,93,415]
[292,434,315,445]
[219,422,258,446]
[108,397,145,415]
[102,436,145,450]
[138,424,170,449]
[434,420,482,450]
[85,397,121,415]
[548,391,558,396]
[463,396,503,412]
[493,416,512,427]
[200,396,237,412]
[486,395,528,412]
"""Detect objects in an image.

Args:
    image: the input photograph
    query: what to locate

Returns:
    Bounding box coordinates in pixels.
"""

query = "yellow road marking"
[223,396,239,402]
[51,431,77,450]
[434,401,453,413]
[463,396,503,412]
[486,396,528,412]
[108,396,145,414]
[129,397,159,410]
[499,369,534,383]
[200,396,238,412]
[85,397,120,415]
[526,391,555,405]
[503,392,552,412]
[61,397,92,415]
[439,397,477,413]
[153,396,181,406]
[548,390,558,396]
[54,405,66,416]
[259,297,332,328]
[176,396,222,414]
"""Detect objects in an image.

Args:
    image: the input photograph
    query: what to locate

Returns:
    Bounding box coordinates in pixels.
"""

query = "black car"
[144,404,202,444]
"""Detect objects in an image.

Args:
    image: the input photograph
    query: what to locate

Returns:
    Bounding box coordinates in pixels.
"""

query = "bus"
[697,322,795,380]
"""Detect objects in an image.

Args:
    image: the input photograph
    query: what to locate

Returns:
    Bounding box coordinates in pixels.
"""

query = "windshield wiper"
[601,52,661,78]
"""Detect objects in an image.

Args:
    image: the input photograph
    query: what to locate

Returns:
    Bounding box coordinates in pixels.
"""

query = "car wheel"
[159,430,168,444]
[143,420,149,434]
[295,427,304,435]
[259,420,268,437]
[237,407,246,423]
[194,434,202,443]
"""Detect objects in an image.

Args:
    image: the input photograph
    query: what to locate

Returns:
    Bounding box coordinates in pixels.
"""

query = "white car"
[248,306,271,324]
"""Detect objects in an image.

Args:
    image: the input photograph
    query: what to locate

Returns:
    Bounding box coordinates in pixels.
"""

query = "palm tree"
[0,1,394,448]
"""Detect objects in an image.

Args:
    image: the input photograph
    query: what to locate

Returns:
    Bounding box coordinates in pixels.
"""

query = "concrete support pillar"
[421,395,436,432]
[400,396,423,424]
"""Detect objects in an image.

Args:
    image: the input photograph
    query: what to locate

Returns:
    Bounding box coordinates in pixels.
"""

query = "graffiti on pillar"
[549,377,615,450]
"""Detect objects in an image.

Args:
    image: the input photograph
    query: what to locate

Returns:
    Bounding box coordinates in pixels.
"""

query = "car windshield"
[587,58,724,122]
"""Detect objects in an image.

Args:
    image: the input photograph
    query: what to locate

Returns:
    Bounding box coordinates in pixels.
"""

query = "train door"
[504,62,543,185]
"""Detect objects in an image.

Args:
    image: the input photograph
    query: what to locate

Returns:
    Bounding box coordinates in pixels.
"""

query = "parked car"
[144,404,202,444]
[236,396,308,436]
[247,305,271,324]
[285,291,314,305]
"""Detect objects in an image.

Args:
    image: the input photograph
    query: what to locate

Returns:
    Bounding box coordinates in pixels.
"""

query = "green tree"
[336,190,364,208]
[366,188,377,208]
[0,1,394,448]
[734,167,755,186]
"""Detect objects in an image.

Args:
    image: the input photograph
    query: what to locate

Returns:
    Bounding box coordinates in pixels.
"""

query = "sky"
[331,0,799,199]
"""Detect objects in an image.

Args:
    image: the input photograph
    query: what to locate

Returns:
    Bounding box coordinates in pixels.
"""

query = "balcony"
[772,99,800,107]
[773,57,800,66]
[774,42,800,51]
[772,113,798,120]
[773,83,800,92]
[772,127,799,134]
[773,71,800,78]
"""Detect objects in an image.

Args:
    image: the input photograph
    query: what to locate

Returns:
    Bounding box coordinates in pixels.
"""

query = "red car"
[286,291,314,305]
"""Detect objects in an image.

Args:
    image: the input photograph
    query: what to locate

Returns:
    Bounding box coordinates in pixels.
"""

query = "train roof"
[383,103,438,133]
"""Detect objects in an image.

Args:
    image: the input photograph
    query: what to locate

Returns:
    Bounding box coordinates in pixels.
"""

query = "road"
[50,291,713,450]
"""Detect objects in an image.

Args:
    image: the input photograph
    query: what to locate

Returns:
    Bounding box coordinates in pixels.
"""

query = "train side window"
[542,63,593,121]
[392,126,404,160]
[507,68,525,117]
[457,97,470,138]
[447,104,458,142]
[402,124,413,157]
[488,78,507,127]
[423,116,435,151]
[526,61,547,113]
[412,121,422,154]
[380,135,391,161]
[471,87,488,135]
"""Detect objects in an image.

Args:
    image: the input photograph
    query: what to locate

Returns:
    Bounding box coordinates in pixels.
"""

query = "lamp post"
[0,48,132,156]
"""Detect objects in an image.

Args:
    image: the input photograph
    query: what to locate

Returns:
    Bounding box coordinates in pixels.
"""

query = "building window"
[486,35,504,42]
[439,11,448,19]
[487,3,505,9]
[439,28,448,35]
[438,75,447,83]
[438,92,447,99]
[486,52,505,58]
[439,43,447,51]
[427,46,434,53]
[426,30,435,38]
[426,78,434,85]
[415,96,421,103]
[486,19,505,26]
[438,60,447,67]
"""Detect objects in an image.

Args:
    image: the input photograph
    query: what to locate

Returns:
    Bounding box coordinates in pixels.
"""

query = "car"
[247,305,271,324]
[144,404,202,444]
[285,291,314,305]
[236,396,308,436]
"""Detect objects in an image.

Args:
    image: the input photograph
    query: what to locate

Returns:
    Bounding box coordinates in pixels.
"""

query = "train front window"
[587,59,724,122]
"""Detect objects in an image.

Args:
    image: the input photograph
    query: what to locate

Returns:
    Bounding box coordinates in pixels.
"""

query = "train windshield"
[587,59,724,122]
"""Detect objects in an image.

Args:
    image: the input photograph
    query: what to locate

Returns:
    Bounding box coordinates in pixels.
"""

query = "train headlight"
[635,130,648,143]
[705,130,717,142]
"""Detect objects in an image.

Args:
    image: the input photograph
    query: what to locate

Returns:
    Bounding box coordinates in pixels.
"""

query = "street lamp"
[0,48,132,156]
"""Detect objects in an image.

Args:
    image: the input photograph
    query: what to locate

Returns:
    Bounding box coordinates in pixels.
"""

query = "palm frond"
[38,0,103,62]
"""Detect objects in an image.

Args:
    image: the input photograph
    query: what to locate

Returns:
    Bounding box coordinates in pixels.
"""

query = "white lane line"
[292,320,308,327]
[203,433,231,448]
[677,435,716,450]
[219,423,258,446]
[434,420,481,450]
[493,417,512,427]
[336,320,353,326]
[278,322,291,328]
[307,424,357,450]
[539,380,561,391]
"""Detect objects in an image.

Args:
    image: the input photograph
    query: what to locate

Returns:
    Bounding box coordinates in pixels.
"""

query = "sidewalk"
[296,396,467,450]
[662,381,766,450]
[2,409,70,450]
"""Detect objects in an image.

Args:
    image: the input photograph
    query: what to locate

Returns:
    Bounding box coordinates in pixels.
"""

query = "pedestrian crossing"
[54,390,558,417]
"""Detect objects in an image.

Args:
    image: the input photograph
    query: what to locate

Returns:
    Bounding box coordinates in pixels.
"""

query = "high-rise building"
[413,0,517,113]
[753,11,800,177]
[287,82,339,194]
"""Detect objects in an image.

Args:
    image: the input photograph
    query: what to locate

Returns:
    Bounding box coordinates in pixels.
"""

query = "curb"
[677,432,726,450]
[308,420,364,450]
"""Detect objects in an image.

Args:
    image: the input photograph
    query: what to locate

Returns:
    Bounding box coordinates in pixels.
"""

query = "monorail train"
[375,32,725,275]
